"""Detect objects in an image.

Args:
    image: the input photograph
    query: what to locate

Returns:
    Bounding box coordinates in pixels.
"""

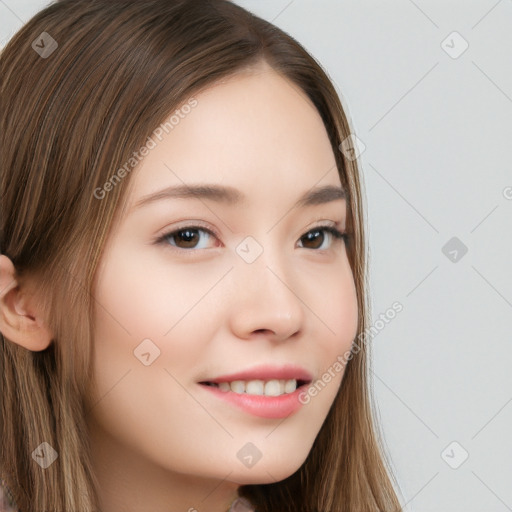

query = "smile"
[201,378,306,396]
[198,380,311,418]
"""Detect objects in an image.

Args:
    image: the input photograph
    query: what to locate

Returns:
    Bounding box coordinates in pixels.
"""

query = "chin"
[229,456,307,485]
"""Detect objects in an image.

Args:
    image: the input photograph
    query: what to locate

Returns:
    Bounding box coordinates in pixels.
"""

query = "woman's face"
[88,61,358,491]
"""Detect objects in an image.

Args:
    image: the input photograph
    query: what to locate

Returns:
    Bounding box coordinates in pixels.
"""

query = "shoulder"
[0,477,18,512]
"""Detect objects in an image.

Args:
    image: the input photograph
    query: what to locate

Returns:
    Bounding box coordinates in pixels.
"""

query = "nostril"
[253,329,272,334]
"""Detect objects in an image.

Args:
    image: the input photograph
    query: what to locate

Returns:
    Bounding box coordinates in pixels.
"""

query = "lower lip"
[199,384,307,419]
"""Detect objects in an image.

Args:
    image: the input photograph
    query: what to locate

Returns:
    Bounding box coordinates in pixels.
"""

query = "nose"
[227,248,305,342]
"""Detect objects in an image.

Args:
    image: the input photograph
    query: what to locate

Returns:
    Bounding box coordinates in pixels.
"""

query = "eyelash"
[154,223,348,254]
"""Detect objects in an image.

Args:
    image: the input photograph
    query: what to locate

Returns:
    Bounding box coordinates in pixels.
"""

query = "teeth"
[218,381,231,392]
[212,379,298,396]
[246,380,264,395]
[264,379,282,396]
[230,380,245,394]
[284,379,297,394]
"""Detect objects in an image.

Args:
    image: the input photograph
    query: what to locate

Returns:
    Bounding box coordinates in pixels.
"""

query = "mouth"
[198,378,312,419]
[197,364,314,418]
[198,378,311,397]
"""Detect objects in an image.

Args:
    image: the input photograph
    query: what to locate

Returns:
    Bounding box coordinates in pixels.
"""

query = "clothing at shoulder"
[0,478,18,512]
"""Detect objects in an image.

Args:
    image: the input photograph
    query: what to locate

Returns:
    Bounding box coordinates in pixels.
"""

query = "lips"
[197,364,314,418]
[198,364,313,419]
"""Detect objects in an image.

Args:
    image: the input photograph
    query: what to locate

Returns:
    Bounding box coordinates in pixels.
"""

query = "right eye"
[155,225,219,251]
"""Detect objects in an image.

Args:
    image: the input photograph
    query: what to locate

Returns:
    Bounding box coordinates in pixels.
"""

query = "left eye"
[298,226,347,250]
[155,225,347,252]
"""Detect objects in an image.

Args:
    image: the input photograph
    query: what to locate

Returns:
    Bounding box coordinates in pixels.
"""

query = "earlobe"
[0,254,53,351]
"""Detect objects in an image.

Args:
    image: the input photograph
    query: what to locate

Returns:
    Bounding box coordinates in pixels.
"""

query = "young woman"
[0,1,402,510]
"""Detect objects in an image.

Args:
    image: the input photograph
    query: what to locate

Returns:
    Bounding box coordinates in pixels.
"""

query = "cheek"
[93,246,213,339]
[91,238,232,358]
[308,259,359,403]
[87,244,231,410]
[315,257,359,356]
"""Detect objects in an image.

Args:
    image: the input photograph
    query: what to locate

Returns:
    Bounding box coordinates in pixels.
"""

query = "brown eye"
[157,226,216,250]
[300,229,325,249]
[298,226,346,251]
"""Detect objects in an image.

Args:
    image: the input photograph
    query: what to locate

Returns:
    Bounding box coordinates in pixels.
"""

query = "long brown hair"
[0,1,402,510]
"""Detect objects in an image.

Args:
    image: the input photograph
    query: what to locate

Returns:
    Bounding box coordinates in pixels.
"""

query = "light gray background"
[1,1,511,511]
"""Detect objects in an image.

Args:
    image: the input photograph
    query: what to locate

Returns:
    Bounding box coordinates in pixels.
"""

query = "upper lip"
[199,364,313,384]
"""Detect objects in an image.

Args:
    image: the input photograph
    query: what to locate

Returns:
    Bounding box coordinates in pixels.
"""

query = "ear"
[0,254,53,351]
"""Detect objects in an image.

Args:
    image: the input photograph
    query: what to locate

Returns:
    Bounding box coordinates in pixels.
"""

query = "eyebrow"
[132,183,346,211]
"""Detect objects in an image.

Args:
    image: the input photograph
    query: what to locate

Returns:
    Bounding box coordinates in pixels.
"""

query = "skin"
[0,60,358,512]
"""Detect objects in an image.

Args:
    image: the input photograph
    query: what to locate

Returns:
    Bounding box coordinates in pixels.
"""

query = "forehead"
[124,63,342,213]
